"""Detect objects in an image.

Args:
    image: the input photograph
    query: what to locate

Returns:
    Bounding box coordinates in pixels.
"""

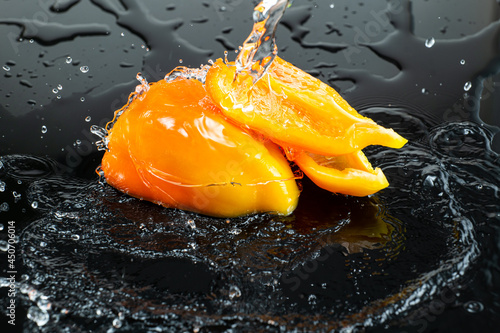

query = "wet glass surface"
[1,0,500,332]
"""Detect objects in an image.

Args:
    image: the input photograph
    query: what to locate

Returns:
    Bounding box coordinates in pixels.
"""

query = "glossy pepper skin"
[101,78,300,217]
[205,57,407,198]
[205,57,407,156]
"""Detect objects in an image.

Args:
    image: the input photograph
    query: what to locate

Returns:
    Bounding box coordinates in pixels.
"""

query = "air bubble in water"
[41,125,47,134]
[85,116,91,122]
[229,285,241,299]
[464,81,472,91]
[80,66,89,73]
[27,306,49,327]
[425,37,435,48]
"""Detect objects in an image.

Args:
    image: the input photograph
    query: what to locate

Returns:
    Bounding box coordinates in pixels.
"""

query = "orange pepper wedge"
[101,78,299,217]
[205,57,407,156]
[292,150,389,197]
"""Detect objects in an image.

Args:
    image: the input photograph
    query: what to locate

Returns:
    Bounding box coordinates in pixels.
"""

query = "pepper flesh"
[101,78,300,217]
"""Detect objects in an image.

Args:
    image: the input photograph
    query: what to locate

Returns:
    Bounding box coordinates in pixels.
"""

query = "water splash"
[235,0,292,82]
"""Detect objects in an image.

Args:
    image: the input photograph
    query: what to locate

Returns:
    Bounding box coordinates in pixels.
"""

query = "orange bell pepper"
[101,78,299,217]
[205,57,407,156]
[101,55,407,217]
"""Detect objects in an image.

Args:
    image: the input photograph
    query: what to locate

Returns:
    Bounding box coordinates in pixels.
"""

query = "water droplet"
[229,285,241,299]
[0,240,9,252]
[31,201,38,209]
[71,234,80,241]
[329,3,335,8]
[41,125,47,133]
[29,39,34,43]
[0,180,5,192]
[0,202,9,212]
[0,224,4,231]
[52,88,58,94]
[3,65,10,71]
[80,66,89,73]
[112,318,122,328]
[187,219,196,229]
[179,59,183,64]
[27,306,49,327]
[421,88,429,95]
[425,37,435,48]
[464,81,472,91]
[65,57,72,64]
[85,116,91,122]
[56,95,61,100]
[12,191,21,199]
[57,84,63,90]
[40,241,47,247]
[464,301,484,313]
[80,97,85,102]
[460,59,465,65]
[120,32,125,37]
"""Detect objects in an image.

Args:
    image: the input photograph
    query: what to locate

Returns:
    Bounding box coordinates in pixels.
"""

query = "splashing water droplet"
[41,125,47,134]
[235,0,291,82]
[229,285,242,299]
[464,301,484,313]
[112,318,122,328]
[0,202,9,212]
[80,66,89,73]
[91,125,109,151]
[464,81,472,91]
[0,240,9,252]
[187,219,196,229]
[425,37,435,48]
[27,306,50,327]
[85,116,91,122]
